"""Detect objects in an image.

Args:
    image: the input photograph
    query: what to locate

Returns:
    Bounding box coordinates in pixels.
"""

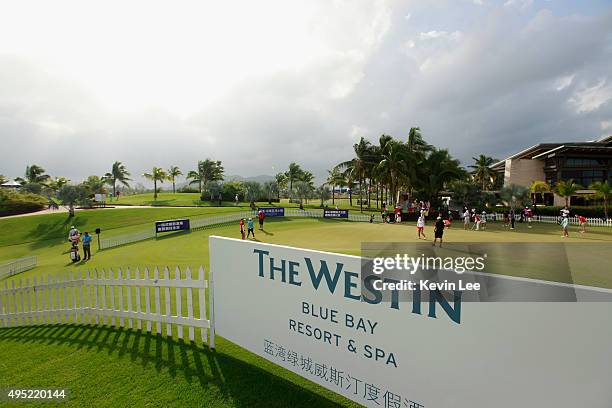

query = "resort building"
[490,135,612,206]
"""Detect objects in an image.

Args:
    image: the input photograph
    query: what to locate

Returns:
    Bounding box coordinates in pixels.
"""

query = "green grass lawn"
[113,192,381,212]
[1,208,612,407]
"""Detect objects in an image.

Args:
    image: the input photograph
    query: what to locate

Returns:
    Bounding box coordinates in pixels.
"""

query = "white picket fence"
[0,266,215,347]
[482,213,612,227]
[0,256,37,280]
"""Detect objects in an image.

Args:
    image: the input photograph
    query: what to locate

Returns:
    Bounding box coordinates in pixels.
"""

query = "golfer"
[82,231,92,260]
[561,216,569,238]
[480,211,487,230]
[576,214,587,233]
[416,215,426,239]
[258,209,265,229]
[463,209,470,230]
[239,218,245,240]
[433,216,445,247]
[247,218,255,238]
[525,206,533,228]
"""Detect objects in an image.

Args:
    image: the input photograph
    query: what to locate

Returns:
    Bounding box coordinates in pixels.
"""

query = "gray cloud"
[1,1,611,186]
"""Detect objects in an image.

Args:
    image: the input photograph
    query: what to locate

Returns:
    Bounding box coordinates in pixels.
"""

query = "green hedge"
[0,190,47,216]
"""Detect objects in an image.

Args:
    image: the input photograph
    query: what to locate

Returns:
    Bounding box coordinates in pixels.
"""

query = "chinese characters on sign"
[323,209,349,218]
[155,219,190,234]
[263,339,424,408]
[258,207,285,217]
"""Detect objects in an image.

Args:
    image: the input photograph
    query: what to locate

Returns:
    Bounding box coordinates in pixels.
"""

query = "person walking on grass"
[258,209,265,229]
[525,206,533,228]
[239,218,246,240]
[576,214,587,233]
[433,216,445,247]
[247,218,255,239]
[561,216,569,238]
[416,215,426,239]
[82,231,93,260]
[463,208,471,230]
[510,210,516,230]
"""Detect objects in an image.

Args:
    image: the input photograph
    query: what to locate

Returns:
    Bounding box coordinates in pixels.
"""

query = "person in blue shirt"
[247,218,255,239]
[82,231,93,260]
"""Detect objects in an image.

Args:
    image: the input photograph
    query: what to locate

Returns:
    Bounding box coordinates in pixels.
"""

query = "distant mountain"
[226,174,275,183]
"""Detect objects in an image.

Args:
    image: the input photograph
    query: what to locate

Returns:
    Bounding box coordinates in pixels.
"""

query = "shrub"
[0,189,47,216]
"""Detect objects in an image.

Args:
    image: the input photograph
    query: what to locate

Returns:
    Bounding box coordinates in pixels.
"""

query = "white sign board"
[94,193,106,203]
[209,236,612,407]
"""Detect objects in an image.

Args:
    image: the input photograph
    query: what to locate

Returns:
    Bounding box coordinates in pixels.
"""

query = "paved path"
[1,205,172,219]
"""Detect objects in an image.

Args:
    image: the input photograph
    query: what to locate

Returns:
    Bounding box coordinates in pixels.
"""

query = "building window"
[565,158,606,167]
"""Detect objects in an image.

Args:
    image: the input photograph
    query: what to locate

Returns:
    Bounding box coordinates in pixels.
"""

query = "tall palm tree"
[263,181,278,204]
[47,177,70,192]
[406,127,431,153]
[338,137,373,212]
[104,161,131,196]
[167,165,182,194]
[341,167,357,207]
[187,159,224,194]
[377,140,409,206]
[326,167,344,205]
[469,155,497,191]
[142,167,168,200]
[555,179,582,208]
[285,163,303,201]
[589,181,611,219]
[275,172,288,202]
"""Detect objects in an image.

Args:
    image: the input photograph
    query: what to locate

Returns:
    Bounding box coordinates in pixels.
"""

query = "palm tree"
[47,177,70,192]
[167,165,182,194]
[104,161,131,197]
[263,181,278,204]
[529,180,550,206]
[555,179,582,208]
[406,127,431,153]
[82,175,107,194]
[469,155,497,191]
[326,167,344,205]
[338,137,373,212]
[377,140,409,206]
[341,168,356,207]
[275,173,288,202]
[187,159,224,194]
[299,171,315,204]
[418,149,466,204]
[316,185,331,207]
[500,184,531,213]
[285,163,303,202]
[142,167,168,200]
[17,164,50,185]
[294,181,312,210]
[590,181,611,219]
[243,181,262,208]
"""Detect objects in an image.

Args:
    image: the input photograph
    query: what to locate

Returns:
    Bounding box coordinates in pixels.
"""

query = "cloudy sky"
[1,0,611,186]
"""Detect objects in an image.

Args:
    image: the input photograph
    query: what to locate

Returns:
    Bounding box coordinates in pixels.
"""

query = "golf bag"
[70,244,81,263]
